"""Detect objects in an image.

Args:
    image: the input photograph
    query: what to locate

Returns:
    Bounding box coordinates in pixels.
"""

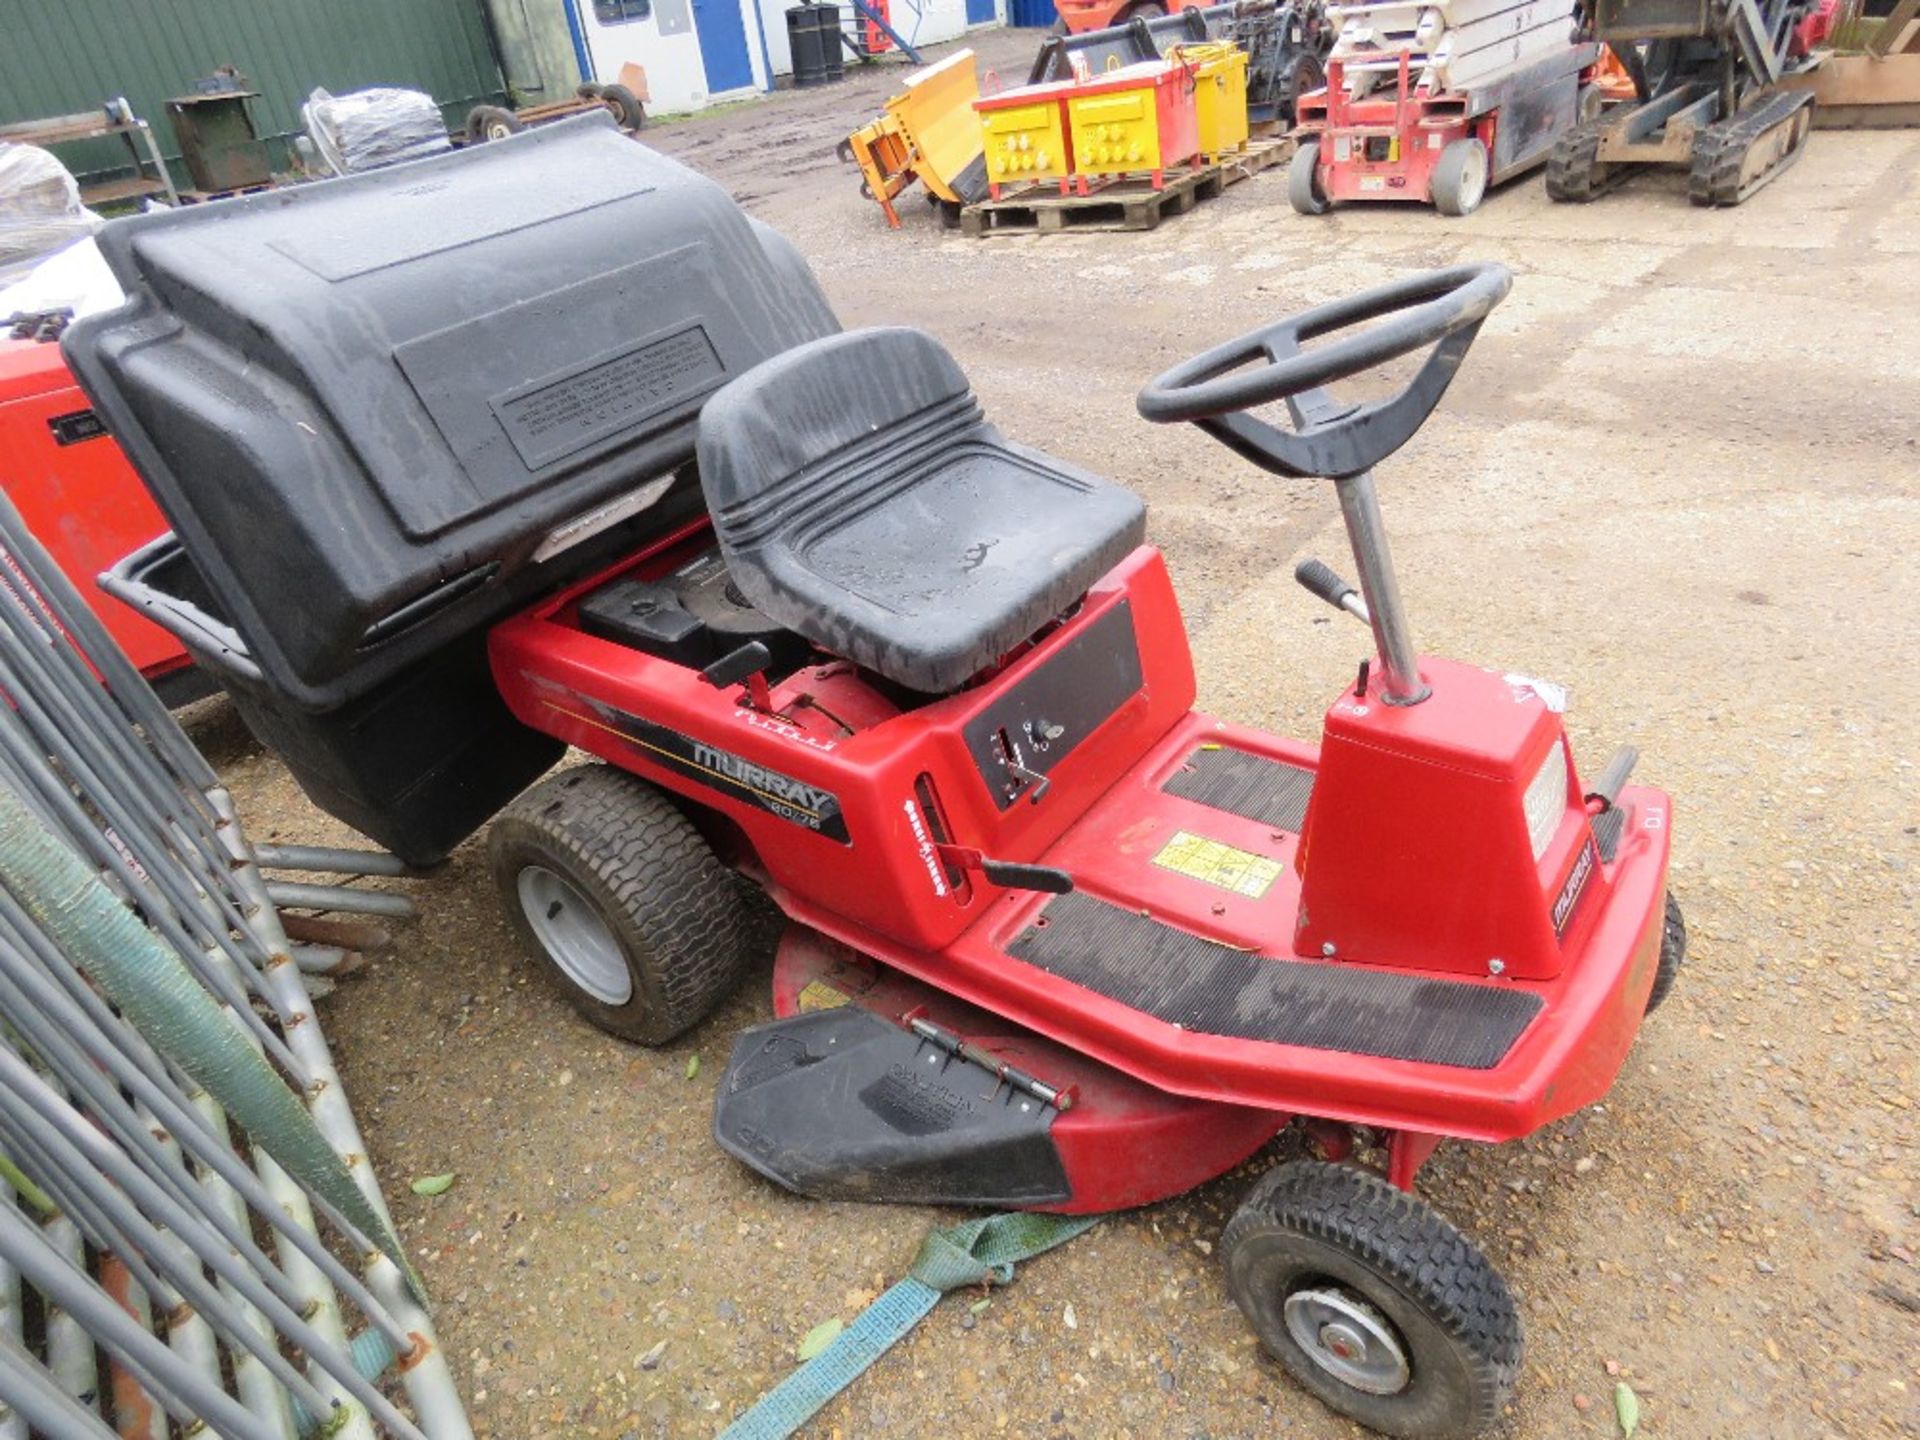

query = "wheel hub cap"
[516,865,631,1006]
[1283,1286,1411,1395]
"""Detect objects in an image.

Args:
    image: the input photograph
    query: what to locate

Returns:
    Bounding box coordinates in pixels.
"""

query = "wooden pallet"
[177,182,278,206]
[960,136,1291,237]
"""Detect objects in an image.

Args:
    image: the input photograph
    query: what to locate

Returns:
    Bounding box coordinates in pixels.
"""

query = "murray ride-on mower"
[70,117,1681,1439]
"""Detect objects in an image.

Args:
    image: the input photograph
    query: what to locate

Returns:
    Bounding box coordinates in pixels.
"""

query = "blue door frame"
[693,0,757,92]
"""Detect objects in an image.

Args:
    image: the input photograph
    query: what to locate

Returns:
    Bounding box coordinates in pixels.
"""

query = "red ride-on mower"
[67,125,1676,1435]
[482,265,1681,1436]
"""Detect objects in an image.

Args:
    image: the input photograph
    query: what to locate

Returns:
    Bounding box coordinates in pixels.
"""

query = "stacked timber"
[1327,0,1580,94]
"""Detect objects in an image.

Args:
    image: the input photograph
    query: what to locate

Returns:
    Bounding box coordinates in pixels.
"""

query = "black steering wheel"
[1136,263,1512,480]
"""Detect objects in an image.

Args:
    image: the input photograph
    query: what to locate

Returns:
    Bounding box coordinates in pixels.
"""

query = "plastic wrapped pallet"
[300,86,451,175]
[0,143,101,272]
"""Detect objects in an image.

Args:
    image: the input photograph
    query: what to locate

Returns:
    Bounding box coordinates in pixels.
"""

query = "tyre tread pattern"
[1224,1160,1522,1437]
[1546,118,1613,202]
[495,765,750,1043]
[1646,890,1685,1013]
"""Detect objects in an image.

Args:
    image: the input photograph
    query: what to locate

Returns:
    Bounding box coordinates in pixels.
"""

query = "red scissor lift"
[1292,43,1600,215]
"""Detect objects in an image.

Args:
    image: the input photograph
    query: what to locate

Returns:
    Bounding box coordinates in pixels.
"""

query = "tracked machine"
[1547,0,1835,204]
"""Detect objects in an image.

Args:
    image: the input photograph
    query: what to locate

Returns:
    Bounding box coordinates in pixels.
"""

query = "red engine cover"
[1296,658,1598,981]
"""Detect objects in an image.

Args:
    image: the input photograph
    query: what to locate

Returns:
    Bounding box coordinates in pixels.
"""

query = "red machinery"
[67,127,1680,1432]
[480,265,1680,1436]
[0,323,199,699]
[1292,46,1600,215]
[1052,0,1208,36]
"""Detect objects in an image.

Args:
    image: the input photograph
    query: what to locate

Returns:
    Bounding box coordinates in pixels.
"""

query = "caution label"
[1150,830,1283,899]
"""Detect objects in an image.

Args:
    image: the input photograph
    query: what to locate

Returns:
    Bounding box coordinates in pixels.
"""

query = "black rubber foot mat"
[1007,892,1542,1070]
[1163,746,1315,833]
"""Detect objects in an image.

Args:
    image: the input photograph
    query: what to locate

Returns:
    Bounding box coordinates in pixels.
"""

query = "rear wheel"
[1645,891,1686,1013]
[489,763,753,1044]
[1430,137,1488,216]
[464,104,525,144]
[598,82,647,132]
[1123,0,1168,18]
[1289,139,1331,215]
[1222,1161,1523,1439]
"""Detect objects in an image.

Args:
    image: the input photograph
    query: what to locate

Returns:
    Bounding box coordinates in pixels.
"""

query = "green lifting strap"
[717,1210,1101,1440]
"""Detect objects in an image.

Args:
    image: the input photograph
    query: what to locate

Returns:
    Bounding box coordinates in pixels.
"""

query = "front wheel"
[1645,891,1686,1013]
[1289,139,1332,215]
[1430,137,1488,216]
[489,764,753,1044]
[1221,1161,1523,1438]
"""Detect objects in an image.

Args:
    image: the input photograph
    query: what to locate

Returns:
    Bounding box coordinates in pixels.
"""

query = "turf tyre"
[1645,891,1685,1013]
[489,763,751,1045]
[1221,1160,1523,1438]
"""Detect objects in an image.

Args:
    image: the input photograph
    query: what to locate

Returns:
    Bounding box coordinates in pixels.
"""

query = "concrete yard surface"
[212,28,1919,1440]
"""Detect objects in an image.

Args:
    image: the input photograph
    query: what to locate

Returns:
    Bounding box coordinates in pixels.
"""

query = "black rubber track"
[489,763,752,1044]
[1222,1161,1523,1439]
[1646,890,1686,1014]
[1545,118,1616,203]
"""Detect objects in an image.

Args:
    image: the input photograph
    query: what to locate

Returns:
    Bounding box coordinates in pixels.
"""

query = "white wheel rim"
[1458,142,1487,209]
[1284,1285,1412,1395]
[517,865,632,1006]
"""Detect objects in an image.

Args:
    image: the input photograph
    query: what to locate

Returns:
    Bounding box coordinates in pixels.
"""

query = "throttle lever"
[1294,558,1371,624]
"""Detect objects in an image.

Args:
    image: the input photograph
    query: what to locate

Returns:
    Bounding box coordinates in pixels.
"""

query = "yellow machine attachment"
[840,49,987,228]
[1173,42,1251,160]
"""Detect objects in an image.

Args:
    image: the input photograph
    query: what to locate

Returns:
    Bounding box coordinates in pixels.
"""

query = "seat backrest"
[696,326,1148,693]
[697,326,983,538]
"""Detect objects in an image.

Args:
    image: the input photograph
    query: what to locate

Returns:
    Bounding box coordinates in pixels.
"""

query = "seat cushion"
[697,328,1146,692]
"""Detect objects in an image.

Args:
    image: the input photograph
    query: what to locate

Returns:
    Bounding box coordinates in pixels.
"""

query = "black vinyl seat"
[695,328,1147,693]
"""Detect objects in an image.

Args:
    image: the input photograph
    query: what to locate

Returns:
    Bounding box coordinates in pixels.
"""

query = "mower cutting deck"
[68,127,1682,1437]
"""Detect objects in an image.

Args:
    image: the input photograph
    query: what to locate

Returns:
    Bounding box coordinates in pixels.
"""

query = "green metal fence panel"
[0,0,507,187]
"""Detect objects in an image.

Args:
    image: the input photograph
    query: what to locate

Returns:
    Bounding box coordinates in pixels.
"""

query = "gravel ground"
[205,31,1918,1439]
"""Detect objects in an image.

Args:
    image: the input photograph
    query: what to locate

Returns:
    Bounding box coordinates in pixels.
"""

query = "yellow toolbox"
[1064,61,1202,191]
[974,79,1076,198]
[1174,43,1251,160]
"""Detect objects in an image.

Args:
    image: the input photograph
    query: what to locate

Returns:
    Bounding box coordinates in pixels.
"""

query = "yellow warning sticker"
[796,980,850,1013]
[1151,830,1283,899]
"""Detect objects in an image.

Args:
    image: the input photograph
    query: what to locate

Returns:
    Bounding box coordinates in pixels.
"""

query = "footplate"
[713,1007,1074,1208]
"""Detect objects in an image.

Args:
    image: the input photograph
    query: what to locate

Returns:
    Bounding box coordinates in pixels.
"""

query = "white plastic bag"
[0,143,102,271]
[301,87,452,175]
